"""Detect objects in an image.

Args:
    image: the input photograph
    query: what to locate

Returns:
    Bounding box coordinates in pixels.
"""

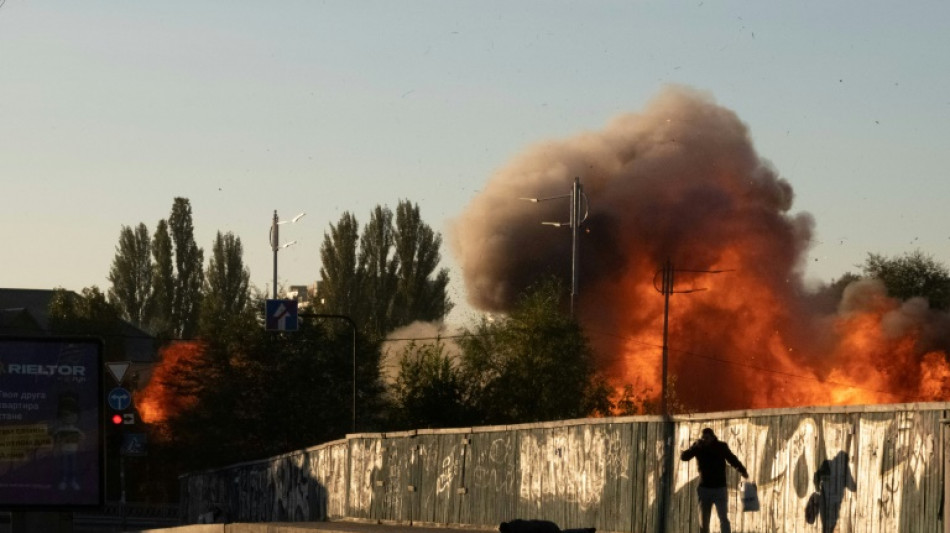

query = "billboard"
[0,337,102,507]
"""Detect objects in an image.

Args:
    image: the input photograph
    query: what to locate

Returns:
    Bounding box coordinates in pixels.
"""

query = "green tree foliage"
[862,250,950,310]
[49,286,119,333]
[359,206,398,338]
[319,201,452,340]
[456,277,611,424]
[105,198,205,339]
[168,197,204,338]
[390,340,467,429]
[48,287,124,360]
[107,223,153,329]
[199,231,252,336]
[392,201,452,327]
[319,212,362,320]
[391,278,610,427]
[150,219,175,337]
[159,309,380,469]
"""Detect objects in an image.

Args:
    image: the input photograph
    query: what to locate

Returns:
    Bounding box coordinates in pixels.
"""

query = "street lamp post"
[521,177,589,314]
[299,312,358,433]
[269,210,305,299]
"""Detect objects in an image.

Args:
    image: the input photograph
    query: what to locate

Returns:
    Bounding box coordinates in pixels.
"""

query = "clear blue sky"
[2,1,949,324]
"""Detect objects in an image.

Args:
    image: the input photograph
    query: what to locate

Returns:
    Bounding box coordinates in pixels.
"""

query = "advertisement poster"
[0,338,102,507]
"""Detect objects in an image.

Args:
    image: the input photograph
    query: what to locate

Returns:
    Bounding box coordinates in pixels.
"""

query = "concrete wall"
[180,403,949,532]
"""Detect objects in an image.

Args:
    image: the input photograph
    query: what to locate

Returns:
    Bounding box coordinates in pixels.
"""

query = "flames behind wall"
[451,86,950,413]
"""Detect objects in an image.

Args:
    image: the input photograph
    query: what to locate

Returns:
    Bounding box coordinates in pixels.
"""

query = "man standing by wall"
[680,427,749,533]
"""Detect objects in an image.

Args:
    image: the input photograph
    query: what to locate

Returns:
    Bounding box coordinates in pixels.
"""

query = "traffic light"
[111,413,135,425]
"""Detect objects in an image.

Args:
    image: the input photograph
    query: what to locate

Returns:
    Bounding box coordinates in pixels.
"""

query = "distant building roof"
[0,288,57,331]
[0,288,157,363]
[0,308,44,335]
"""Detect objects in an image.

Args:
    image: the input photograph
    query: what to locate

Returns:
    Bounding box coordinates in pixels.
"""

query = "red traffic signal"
[110,413,135,425]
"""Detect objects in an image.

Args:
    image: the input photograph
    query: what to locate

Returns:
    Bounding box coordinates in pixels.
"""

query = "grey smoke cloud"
[449,85,950,411]
[451,85,811,314]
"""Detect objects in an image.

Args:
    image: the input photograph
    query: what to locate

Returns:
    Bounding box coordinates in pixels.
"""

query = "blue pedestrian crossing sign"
[121,433,147,457]
[265,299,299,331]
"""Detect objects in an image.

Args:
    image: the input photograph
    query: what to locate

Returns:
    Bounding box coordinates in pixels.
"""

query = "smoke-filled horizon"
[451,85,950,413]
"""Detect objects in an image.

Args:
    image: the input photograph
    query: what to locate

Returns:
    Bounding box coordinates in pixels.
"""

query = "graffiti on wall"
[673,411,940,532]
[436,444,458,495]
[348,439,383,515]
[180,405,946,531]
[472,436,515,495]
[518,425,631,511]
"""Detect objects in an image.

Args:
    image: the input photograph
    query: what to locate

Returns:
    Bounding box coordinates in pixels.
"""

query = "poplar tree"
[169,197,204,338]
[392,200,452,327]
[319,212,362,320]
[358,206,398,339]
[318,202,452,339]
[107,223,153,329]
[199,231,252,335]
[150,219,175,338]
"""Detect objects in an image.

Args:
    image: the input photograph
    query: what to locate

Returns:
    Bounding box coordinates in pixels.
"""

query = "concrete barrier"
[180,403,950,532]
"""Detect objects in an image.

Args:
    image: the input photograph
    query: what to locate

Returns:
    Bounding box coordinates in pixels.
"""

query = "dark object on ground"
[499,519,595,533]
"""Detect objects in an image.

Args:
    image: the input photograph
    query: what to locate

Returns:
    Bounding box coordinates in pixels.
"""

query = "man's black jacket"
[680,439,748,488]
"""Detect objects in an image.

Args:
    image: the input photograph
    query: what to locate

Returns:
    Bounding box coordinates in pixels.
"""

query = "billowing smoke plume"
[451,86,950,413]
[381,321,461,386]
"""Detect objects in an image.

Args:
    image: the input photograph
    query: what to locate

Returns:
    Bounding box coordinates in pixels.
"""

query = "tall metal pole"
[658,259,673,533]
[652,261,729,533]
[350,325,356,433]
[271,210,279,299]
[660,259,673,417]
[570,177,581,315]
[120,455,127,530]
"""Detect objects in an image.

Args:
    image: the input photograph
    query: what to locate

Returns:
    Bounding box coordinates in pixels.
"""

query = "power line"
[381,332,487,342]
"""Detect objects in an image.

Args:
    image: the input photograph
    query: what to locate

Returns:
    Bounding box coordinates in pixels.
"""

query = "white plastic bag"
[741,481,760,512]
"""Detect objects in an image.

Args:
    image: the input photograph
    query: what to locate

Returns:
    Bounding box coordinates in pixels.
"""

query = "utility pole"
[659,260,674,417]
[652,260,731,533]
[521,177,589,315]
